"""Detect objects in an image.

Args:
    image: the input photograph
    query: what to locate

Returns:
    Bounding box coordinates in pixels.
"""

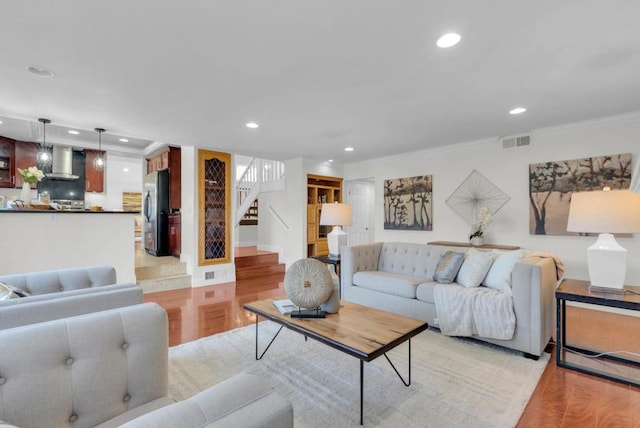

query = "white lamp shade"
[567,190,640,234]
[319,203,352,226]
[567,189,640,290]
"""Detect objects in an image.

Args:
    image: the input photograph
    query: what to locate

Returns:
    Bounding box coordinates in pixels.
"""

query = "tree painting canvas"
[384,175,433,231]
[529,153,632,235]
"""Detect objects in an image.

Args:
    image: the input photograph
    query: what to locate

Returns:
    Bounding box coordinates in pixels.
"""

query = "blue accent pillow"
[433,251,465,283]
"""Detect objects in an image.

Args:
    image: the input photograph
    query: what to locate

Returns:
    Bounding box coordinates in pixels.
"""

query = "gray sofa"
[0,303,293,428]
[0,265,143,330]
[341,242,559,358]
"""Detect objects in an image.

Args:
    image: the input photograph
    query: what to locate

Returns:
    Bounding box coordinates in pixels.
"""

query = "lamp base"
[327,226,347,258]
[589,284,626,295]
[587,233,628,290]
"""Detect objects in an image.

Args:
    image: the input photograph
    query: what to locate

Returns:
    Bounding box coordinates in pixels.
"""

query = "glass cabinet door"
[198,150,231,265]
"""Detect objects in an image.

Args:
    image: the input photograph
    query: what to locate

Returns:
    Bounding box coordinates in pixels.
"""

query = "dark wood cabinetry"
[168,213,181,257]
[0,136,16,187]
[147,146,181,211]
[198,150,231,265]
[84,149,105,192]
[14,141,39,188]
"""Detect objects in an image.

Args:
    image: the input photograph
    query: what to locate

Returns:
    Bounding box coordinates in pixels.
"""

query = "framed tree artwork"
[529,153,632,235]
[384,175,432,231]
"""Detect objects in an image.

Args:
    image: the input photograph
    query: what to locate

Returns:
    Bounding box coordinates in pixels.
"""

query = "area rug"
[168,322,549,427]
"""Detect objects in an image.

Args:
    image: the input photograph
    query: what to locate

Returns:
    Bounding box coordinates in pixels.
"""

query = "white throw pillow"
[456,249,494,288]
[483,250,524,294]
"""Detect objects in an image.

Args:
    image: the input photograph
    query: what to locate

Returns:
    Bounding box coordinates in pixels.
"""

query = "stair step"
[136,262,187,280]
[138,274,192,294]
[235,253,279,270]
[235,264,285,281]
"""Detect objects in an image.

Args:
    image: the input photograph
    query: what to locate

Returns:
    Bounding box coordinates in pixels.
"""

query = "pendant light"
[93,128,105,171]
[37,118,52,165]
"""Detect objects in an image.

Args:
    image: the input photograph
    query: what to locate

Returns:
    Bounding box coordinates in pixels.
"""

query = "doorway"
[344,178,375,246]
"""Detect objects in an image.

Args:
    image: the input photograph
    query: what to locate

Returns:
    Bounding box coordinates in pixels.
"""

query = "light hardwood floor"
[142,256,640,427]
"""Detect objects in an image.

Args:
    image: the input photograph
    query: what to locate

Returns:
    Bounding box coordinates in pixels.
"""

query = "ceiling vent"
[501,134,531,149]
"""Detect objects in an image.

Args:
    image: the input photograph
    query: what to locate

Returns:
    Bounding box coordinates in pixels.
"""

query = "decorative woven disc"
[284,258,333,308]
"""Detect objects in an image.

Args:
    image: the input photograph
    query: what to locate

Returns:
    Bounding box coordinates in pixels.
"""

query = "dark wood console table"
[556,278,640,387]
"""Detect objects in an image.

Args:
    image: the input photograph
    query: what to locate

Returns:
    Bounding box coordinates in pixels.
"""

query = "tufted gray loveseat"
[0,303,293,428]
[0,265,142,330]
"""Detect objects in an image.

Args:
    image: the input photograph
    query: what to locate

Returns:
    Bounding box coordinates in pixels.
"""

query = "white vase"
[20,182,32,206]
[470,236,484,246]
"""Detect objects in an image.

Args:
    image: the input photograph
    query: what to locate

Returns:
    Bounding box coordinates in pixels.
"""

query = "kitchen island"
[0,210,139,283]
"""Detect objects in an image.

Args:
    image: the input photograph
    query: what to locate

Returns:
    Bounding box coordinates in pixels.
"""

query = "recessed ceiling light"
[0,121,3,125]
[26,65,56,77]
[119,138,129,142]
[246,122,259,129]
[344,147,354,152]
[436,33,461,48]
[123,168,130,172]
[68,130,79,135]
[509,107,527,115]
[328,159,334,163]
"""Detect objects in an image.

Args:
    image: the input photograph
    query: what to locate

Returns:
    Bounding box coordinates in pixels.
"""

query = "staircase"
[234,247,285,286]
[236,158,285,225]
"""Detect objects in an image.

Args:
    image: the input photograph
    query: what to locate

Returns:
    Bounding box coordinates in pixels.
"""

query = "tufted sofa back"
[0,303,168,428]
[377,242,432,278]
[0,265,117,296]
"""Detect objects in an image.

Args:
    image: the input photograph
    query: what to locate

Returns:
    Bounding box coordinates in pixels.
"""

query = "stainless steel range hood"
[47,146,79,180]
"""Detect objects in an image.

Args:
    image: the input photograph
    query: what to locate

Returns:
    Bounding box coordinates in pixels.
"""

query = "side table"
[556,278,640,387]
[311,255,341,297]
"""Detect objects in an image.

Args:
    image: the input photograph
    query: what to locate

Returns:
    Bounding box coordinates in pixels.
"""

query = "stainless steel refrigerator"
[143,170,170,256]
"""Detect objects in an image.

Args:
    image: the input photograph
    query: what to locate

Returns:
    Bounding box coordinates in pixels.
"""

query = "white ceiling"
[1,1,639,163]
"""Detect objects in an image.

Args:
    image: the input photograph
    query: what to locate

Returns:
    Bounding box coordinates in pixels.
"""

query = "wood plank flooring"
[143,268,640,427]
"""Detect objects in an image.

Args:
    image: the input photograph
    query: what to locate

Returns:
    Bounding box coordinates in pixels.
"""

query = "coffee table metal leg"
[383,338,411,386]
[360,359,364,426]
[254,315,284,360]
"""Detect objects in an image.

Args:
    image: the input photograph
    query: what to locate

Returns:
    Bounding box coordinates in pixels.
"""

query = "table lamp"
[319,203,352,260]
[566,189,640,292]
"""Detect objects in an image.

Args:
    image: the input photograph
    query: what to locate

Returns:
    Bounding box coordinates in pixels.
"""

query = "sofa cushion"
[433,251,465,283]
[353,271,422,298]
[456,249,494,288]
[378,242,431,278]
[483,250,524,294]
[416,281,438,304]
[94,397,176,428]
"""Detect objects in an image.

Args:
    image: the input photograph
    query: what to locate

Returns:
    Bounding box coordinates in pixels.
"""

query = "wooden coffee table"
[243,298,428,425]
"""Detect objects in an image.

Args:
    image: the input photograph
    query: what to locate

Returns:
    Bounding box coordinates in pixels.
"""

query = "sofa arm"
[120,373,293,428]
[340,243,383,291]
[512,257,558,355]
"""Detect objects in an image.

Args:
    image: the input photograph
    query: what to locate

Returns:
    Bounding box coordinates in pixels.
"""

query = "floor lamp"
[566,189,640,292]
[320,203,352,260]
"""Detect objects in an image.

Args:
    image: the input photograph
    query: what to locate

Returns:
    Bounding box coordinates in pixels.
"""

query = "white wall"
[85,153,143,210]
[343,113,640,285]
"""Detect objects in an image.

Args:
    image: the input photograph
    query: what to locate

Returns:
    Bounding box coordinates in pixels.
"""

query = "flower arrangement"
[18,166,45,184]
[469,206,493,240]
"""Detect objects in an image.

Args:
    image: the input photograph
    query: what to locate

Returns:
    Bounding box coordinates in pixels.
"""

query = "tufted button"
[122,342,129,350]
[66,358,74,366]
[69,414,78,423]
[60,286,65,291]
[0,377,6,385]
[88,282,93,287]
[123,394,131,402]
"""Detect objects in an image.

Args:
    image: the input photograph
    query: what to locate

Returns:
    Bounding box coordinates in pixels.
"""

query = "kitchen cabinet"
[15,141,39,188]
[84,149,105,192]
[307,174,343,257]
[0,136,16,187]
[168,213,181,257]
[198,150,231,265]
[146,146,181,211]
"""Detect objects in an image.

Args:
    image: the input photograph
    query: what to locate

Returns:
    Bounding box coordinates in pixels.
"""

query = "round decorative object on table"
[470,236,485,246]
[20,182,32,207]
[284,258,333,316]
